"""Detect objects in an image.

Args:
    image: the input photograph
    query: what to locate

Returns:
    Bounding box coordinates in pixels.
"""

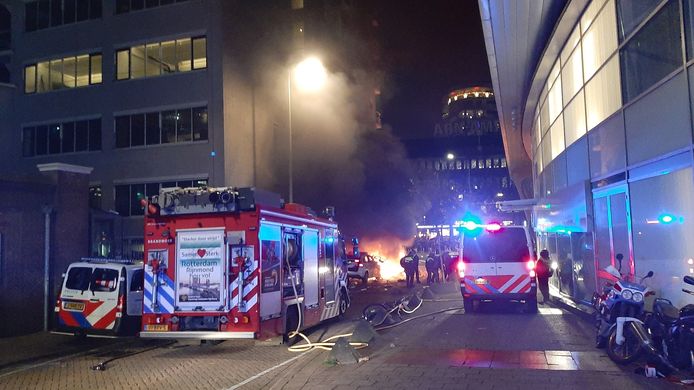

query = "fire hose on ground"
[285,290,463,353]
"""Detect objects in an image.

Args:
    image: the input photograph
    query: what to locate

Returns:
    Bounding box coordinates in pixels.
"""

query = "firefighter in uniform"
[400,249,418,288]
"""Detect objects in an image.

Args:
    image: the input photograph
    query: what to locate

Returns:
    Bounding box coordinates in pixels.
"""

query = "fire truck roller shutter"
[259,223,282,319]
[303,230,319,307]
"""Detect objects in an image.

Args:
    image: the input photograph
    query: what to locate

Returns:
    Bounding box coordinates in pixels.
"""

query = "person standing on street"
[400,249,418,288]
[536,249,553,304]
[426,250,442,284]
[414,250,422,284]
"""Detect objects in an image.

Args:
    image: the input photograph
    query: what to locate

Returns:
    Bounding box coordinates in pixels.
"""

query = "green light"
[658,213,677,224]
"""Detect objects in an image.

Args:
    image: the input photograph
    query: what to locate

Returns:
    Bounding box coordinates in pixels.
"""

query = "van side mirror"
[61,272,66,278]
[646,271,654,278]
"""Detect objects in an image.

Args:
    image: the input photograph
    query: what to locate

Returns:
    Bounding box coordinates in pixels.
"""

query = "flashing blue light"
[325,236,335,244]
[458,212,483,237]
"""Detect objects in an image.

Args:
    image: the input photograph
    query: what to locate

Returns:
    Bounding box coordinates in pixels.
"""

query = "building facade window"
[115,105,207,148]
[89,185,102,209]
[115,0,188,14]
[114,179,207,216]
[620,0,682,103]
[22,118,101,157]
[116,36,206,80]
[616,0,661,42]
[25,0,102,32]
[24,53,102,94]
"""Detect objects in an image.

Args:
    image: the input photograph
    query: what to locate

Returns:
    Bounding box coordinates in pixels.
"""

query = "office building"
[481,0,694,307]
[407,86,517,231]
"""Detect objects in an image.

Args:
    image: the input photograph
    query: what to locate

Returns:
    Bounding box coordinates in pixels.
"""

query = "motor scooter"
[613,276,694,373]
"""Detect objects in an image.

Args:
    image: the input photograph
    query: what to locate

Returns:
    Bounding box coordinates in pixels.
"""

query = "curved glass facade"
[529,0,694,307]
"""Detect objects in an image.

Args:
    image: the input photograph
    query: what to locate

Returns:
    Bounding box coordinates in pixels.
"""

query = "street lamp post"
[287,68,293,203]
[287,57,326,204]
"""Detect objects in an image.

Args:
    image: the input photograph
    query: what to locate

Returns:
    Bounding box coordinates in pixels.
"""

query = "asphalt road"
[0,278,678,389]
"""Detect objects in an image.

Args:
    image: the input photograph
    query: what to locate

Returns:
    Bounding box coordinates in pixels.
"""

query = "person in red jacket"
[536,249,553,304]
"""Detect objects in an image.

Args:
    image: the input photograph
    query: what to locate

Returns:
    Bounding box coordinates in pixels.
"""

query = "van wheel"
[524,298,538,314]
[362,272,369,286]
[463,298,474,313]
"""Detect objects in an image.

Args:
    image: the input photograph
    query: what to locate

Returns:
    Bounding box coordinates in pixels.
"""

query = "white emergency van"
[53,259,144,337]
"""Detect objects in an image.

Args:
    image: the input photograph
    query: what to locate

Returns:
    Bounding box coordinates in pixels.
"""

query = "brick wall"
[0,165,91,337]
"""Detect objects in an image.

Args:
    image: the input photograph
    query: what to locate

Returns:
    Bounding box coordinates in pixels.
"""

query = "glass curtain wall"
[530,0,694,304]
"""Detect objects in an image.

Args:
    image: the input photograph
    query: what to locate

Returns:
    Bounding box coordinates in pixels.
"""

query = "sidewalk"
[0,331,124,373]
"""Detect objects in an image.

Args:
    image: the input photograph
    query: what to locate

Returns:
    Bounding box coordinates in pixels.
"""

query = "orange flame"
[358,235,412,281]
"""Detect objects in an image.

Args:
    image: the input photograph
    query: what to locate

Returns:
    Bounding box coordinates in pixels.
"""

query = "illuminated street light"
[446,153,455,160]
[288,57,326,203]
[294,57,326,92]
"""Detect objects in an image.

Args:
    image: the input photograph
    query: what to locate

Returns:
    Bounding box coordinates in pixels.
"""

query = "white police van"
[53,258,144,337]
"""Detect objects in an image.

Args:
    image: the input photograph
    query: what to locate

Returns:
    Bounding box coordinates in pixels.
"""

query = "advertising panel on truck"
[175,229,226,311]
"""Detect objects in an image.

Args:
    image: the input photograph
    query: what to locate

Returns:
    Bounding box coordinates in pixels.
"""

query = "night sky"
[373,0,491,139]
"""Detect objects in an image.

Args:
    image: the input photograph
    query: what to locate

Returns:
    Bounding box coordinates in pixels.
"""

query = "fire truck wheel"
[338,289,348,319]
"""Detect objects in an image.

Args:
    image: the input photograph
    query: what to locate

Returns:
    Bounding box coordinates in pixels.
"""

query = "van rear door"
[87,266,121,330]
[59,265,93,319]
[127,269,144,316]
[463,228,531,295]
[491,229,532,294]
[462,235,498,290]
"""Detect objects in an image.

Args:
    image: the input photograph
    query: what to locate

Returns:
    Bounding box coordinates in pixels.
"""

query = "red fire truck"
[139,187,350,340]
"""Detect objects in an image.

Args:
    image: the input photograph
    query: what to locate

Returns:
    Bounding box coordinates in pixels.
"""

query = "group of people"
[398,245,555,306]
[399,248,459,288]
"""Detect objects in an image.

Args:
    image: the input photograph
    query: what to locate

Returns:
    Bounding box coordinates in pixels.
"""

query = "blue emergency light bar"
[80,257,143,264]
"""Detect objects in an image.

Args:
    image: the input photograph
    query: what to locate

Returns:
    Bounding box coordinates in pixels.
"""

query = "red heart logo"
[197,249,207,258]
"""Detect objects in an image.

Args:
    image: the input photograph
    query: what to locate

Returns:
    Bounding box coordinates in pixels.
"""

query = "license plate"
[145,324,169,332]
[474,278,487,285]
[63,302,85,311]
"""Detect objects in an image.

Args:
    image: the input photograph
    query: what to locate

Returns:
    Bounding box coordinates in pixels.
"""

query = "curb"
[549,292,595,323]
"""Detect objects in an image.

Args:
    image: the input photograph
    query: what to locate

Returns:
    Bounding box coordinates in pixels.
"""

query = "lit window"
[25,52,101,94]
[582,0,618,81]
[115,36,205,80]
[585,56,621,130]
[90,54,102,84]
[24,65,36,93]
[192,37,207,69]
[564,90,586,147]
[548,72,562,124]
[550,114,565,159]
[177,38,192,72]
[116,50,130,80]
